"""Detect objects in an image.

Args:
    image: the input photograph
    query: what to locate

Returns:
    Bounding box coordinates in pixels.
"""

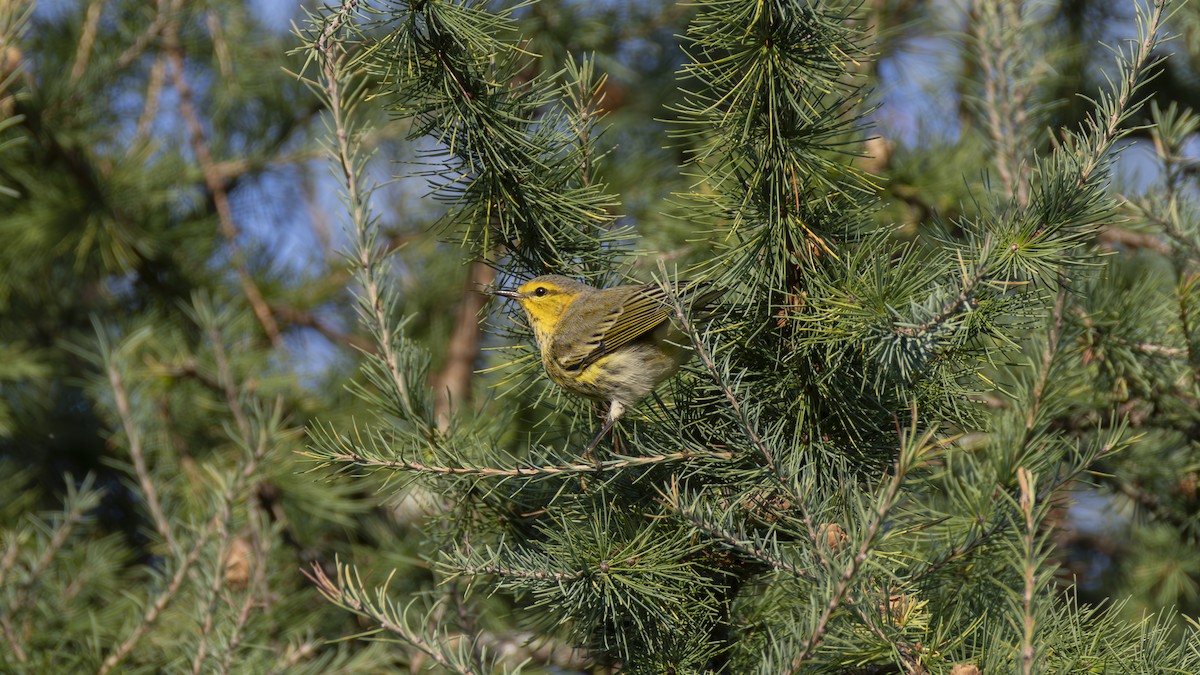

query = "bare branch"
[163,17,282,347]
[431,261,494,431]
[69,0,104,83]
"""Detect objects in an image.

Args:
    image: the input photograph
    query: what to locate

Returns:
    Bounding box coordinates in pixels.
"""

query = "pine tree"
[304,0,1200,673]
[5,0,1200,672]
[0,1,412,671]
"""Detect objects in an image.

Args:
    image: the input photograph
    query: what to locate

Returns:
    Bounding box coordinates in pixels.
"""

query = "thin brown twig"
[271,303,377,354]
[115,0,173,70]
[69,0,105,83]
[163,18,283,347]
[1096,224,1172,255]
[1017,467,1038,675]
[131,54,166,150]
[205,123,409,182]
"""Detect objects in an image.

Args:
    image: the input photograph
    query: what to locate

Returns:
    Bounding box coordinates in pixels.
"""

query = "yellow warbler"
[491,275,720,452]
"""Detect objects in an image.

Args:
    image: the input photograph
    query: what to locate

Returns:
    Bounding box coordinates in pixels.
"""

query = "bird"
[489,274,721,454]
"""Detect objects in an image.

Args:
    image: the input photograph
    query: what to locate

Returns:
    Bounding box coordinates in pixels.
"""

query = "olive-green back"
[551,282,719,372]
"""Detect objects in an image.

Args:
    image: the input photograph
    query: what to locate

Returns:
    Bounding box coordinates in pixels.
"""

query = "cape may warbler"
[491,275,721,452]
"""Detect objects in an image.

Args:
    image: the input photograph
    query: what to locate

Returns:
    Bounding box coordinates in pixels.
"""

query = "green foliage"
[5,0,1200,672]
[0,0,420,671]
[304,0,1200,672]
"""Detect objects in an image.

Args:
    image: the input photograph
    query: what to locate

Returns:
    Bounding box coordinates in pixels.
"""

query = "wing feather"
[555,282,718,372]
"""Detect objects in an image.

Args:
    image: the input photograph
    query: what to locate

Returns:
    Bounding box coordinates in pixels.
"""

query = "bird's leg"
[583,400,625,466]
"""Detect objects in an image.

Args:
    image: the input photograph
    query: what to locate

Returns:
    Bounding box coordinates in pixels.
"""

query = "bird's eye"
[534,287,548,297]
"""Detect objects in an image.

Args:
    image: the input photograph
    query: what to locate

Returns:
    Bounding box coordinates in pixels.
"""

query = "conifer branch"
[1026,286,1066,433]
[1072,0,1167,189]
[893,246,993,338]
[267,641,317,675]
[308,447,731,478]
[1016,467,1039,675]
[1179,277,1200,386]
[196,318,274,674]
[307,562,486,675]
[976,0,1033,207]
[8,475,98,617]
[99,429,271,675]
[2,477,99,662]
[313,0,425,429]
[0,539,26,660]
[666,498,811,581]
[0,532,22,590]
[357,0,621,277]
[446,562,585,582]
[789,426,932,670]
[97,523,212,675]
[189,521,230,675]
[99,317,273,675]
[105,357,177,551]
[660,271,771,468]
[0,614,23,663]
[660,272,830,556]
[911,435,1124,584]
[1073,305,1188,358]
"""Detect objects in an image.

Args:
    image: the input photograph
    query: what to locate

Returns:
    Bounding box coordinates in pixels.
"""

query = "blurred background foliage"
[0,0,1198,671]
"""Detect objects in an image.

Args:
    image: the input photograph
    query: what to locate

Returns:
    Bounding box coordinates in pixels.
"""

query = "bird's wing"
[556,284,673,372]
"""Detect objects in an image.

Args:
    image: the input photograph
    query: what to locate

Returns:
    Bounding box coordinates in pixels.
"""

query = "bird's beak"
[485,288,520,299]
